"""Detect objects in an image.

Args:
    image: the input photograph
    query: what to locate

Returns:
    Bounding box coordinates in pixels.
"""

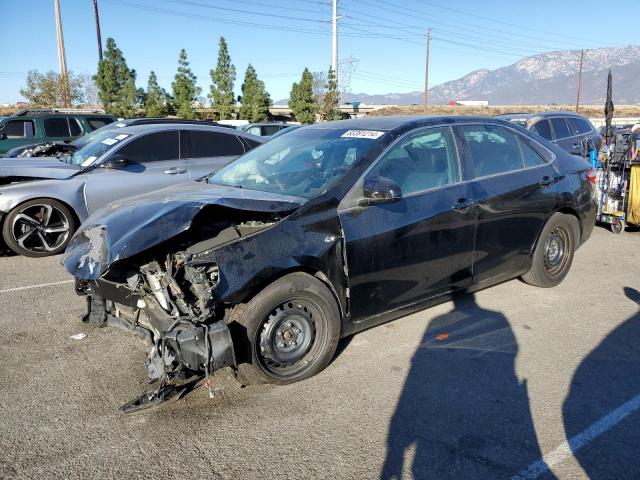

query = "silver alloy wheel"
[11,203,71,253]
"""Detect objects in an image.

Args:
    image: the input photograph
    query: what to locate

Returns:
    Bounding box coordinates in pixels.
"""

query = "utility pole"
[424,28,431,113]
[92,0,103,62]
[575,49,584,112]
[332,0,338,89]
[54,0,70,107]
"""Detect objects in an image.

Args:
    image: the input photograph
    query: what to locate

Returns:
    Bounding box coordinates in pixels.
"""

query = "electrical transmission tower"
[338,56,359,102]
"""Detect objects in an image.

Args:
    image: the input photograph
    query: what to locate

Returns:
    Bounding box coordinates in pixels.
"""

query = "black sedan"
[64,115,596,409]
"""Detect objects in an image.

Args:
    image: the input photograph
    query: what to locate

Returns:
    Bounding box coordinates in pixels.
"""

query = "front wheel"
[521,213,580,288]
[610,219,625,234]
[1,199,76,257]
[229,272,341,385]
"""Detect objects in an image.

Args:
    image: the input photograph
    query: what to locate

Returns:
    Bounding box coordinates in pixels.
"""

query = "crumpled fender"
[63,182,305,280]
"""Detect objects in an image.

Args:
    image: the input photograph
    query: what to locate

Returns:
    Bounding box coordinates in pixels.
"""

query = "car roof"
[112,122,266,140]
[304,115,514,132]
[495,111,588,121]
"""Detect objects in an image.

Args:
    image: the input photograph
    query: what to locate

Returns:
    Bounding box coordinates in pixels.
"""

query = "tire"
[1,198,76,258]
[521,213,580,288]
[611,220,625,234]
[228,272,341,385]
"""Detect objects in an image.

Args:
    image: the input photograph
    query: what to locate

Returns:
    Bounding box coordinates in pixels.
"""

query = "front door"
[85,130,188,214]
[339,126,477,322]
[456,124,559,282]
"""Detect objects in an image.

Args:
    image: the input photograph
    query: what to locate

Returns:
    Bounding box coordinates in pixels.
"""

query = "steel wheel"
[2,199,76,257]
[257,300,318,378]
[543,225,572,277]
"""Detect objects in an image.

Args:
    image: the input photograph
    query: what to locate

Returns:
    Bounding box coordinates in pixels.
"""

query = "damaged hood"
[63,181,306,280]
[0,157,82,180]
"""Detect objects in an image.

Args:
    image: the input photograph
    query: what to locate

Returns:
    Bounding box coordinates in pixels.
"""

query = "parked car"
[267,124,302,140]
[496,111,601,156]
[4,118,242,158]
[0,124,264,257]
[0,109,118,156]
[63,115,597,409]
[238,122,293,137]
[597,123,634,136]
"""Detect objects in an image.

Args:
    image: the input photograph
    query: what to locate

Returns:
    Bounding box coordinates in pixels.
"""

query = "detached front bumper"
[76,278,236,382]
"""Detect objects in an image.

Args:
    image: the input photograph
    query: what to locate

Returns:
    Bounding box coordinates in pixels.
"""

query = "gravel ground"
[0,226,639,479]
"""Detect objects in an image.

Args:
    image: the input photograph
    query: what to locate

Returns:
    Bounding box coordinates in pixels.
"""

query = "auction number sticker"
[341,130,385,139]
[81,156,97,167]
[101,138,118,145]
[114,134,129,140]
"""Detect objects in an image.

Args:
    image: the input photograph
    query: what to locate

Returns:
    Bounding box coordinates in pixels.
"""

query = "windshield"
[208,127,385,198]
[66,130,131,166]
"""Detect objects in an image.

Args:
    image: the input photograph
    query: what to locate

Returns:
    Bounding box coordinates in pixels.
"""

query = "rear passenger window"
[518,138,546,168]
[368,127,460,194]
[87,117,115,131]
[550,118,572,139]
[44,117,71,137]
[461,125,525,177]
[531,120,552,140]
[568,117,593,135]
[2,120,35,138]
[116,131,179,163]
[263,125,282,136]
[188,131,245,157]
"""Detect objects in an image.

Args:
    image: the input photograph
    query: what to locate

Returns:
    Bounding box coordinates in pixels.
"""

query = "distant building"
[15,101,27,108]
[451,100,489,107]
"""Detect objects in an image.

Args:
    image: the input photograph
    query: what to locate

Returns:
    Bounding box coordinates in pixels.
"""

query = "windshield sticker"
[81,156,97,167]
[115,122,127,128]
[114,134,129,140]
[341,130,385,140]
[101,138,118,146]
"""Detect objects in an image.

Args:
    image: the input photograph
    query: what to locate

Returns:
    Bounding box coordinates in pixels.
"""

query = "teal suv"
[0,109,117,156]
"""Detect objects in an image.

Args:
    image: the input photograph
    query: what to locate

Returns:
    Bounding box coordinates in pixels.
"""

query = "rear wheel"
[229,272,341,385]
[611,219,625,234]
[522,213,579,288]
[1,199,76,257]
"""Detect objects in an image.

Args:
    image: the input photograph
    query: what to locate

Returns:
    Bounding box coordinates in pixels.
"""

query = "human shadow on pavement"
[562,286,640,479]
[381,292,555,479]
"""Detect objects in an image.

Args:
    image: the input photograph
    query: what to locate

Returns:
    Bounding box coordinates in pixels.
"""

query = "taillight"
[586,168,597,185]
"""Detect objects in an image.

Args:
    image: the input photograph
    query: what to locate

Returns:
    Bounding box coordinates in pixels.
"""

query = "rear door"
[339,126,477,322]
[84,130,187,214]
[42,117,76,143]
[457,123,559,282]
[184,129,246,180]
[549,117,582,156]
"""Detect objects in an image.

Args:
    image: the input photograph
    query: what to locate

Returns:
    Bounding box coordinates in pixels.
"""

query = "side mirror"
[0,132,6,141]
[359,176,402,207]
[105,154,129,169]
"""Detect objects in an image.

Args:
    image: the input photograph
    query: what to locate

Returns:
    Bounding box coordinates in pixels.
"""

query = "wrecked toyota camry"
[63,116,596,411]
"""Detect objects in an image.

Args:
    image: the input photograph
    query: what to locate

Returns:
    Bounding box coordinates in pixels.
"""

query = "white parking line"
[512,393,640,479]
[0,280,74,294]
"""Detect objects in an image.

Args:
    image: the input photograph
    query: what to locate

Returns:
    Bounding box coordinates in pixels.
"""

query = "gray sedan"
[0,123,264,257]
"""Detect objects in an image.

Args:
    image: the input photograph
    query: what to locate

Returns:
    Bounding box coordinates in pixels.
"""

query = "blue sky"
[1,0,638,104]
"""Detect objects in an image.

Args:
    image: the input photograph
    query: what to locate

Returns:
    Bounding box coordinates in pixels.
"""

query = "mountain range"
[335,45,640,105]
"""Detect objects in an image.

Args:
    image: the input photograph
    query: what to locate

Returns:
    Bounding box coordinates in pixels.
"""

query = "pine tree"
[239,64,271,122]
[321,67,341,121]
[144,71,167,117]
[93,37,137,117]
[209,37,236,120]
[117,74,139,118]
[289,68,316,124]
[172,49,200,119]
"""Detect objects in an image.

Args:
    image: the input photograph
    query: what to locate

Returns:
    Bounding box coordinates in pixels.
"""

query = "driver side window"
[367,127,460,195]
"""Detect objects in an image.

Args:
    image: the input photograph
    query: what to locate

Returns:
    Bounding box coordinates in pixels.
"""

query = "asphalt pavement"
[0,226,639,479]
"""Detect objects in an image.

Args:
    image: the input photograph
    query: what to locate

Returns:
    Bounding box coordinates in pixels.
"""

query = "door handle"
[164,167,187,175]
[539,176,554,187]
[452,199,475,212]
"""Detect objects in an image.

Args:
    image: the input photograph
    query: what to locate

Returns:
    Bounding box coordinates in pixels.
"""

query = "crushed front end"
[70,210,284,411]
